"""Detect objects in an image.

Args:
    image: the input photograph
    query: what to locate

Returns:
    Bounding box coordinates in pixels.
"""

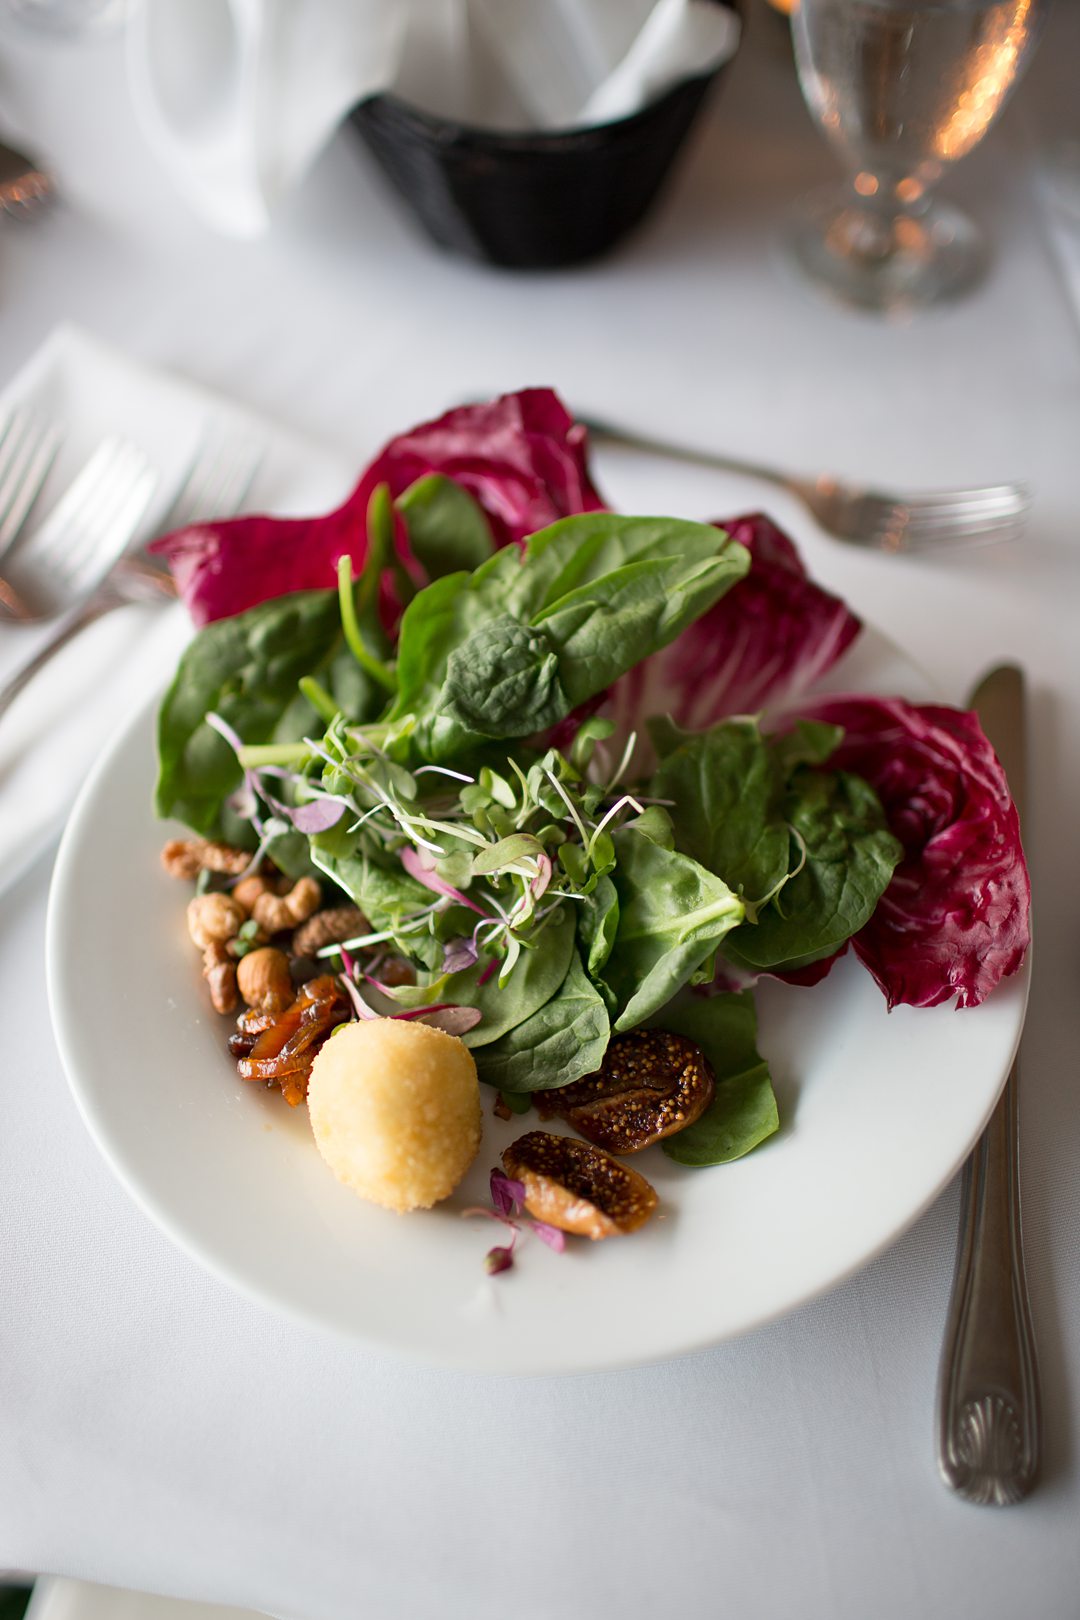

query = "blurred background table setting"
[0,1,1079,1618]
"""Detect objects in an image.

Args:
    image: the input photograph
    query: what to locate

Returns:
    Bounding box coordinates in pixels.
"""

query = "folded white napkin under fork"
[0,326,351,897]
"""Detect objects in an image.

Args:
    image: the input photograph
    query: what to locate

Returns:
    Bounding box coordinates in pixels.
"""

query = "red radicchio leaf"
[602,513,861,743]
[797,695,1031,1009]
[151,389,605,626]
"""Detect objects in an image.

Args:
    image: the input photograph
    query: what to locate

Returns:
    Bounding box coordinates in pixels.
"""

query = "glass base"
[790,186,987,312]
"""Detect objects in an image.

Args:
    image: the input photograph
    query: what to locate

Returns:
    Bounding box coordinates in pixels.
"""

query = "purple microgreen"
[478,958,499,986]
[442,937,479,975]
[226,779,260,820]
[413,765,476,783]
[484,1242,516,1276]
[543,767,590,844]
[400,846,487,915]
[587,793,644,857]
[340,946,357,978]
[289,798,347,834]
[205,710,246,755]
[529,1220,567,1253]
[603,729,638,793]
[400,1006,483,1036]
[531,852,552,900]
[531,1218,569,1257]
[338,973,378,1020]
[461,1205,507,1223]
[498,933,522,987]
[490,1170,525,1218]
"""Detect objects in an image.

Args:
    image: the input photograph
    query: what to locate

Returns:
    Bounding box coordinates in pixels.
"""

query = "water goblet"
[789,0,1049,309]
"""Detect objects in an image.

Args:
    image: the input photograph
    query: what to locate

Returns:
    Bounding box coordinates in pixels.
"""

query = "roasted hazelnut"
[502,1131,657,1240]
[237,947,293,1013]
[538,1030,715,1153]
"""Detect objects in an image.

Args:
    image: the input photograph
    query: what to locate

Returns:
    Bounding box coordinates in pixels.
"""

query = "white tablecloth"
[2,7,1079,1619]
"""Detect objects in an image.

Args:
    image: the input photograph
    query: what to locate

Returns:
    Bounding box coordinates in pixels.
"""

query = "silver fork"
[0,405,64,563]
[580,416,1031,553]
[0,437,157,623]
[0,434,261,725]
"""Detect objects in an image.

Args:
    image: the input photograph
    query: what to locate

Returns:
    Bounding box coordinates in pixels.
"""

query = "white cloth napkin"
[0,326,352,899]
[126,0,740,236]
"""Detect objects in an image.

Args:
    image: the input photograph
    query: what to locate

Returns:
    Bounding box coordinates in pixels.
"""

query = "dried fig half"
[502,1131,658,1240]
[537,1030,715,1153]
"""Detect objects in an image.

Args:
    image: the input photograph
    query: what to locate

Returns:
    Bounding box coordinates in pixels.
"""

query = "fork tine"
[904,521,1028,554]
[900,491,1031,522]
[60,445,155,587]
[899,505,1031,542]
[0,411,63,559]
[165,436,262,531]
[30,440,138,576]
[882,516,1028,554]
[26,439,127,560]
[193,442,262,522]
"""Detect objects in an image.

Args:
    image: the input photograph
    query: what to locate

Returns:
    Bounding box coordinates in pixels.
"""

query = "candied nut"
[232,874,274,913]
[538,1030,715,1154]
[161,838,250,879]
[253,876,322,934]
[202,941,238,1015]
[237,947,293,1013]
[290,905,368,958]
[187,892,246,949]
[502,1131,657,1240]
[234,974,349,1106]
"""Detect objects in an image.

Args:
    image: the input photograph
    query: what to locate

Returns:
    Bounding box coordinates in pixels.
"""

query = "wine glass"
[789,0,1049,310]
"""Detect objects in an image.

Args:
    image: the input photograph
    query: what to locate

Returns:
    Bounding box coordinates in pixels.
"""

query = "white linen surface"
[1,8,1080,1620]
[126,0,740,236]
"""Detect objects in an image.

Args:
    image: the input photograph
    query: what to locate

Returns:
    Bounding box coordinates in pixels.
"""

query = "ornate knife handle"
[936,1065,1040,1504]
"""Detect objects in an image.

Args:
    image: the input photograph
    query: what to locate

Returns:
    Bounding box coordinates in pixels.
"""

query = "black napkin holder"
[348,0,741,270]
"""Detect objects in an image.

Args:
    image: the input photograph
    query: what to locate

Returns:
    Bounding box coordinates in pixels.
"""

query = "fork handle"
[0,593,116,726]
[579,416,798,494]
[936,1063,1040,1504]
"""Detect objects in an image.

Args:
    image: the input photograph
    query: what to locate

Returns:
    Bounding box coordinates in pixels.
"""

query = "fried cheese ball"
[307,1018,481,1212]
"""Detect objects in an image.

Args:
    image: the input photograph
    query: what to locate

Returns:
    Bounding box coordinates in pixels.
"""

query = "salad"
[151,390,1030,1252]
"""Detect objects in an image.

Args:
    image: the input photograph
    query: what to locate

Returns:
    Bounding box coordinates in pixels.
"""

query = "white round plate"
[46,627,1028,1374]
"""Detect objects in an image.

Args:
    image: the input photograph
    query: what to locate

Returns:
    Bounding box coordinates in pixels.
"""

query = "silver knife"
[936,664,1040,1504]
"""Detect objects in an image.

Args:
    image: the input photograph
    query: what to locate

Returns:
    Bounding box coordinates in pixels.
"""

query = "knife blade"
[935,663,1039,1504]
[972,664,1027,824]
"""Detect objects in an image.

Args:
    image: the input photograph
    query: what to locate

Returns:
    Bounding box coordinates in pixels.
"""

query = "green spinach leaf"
[155,589,383,840]
[475,950,609,1093]
[604,815,745,1030]
[458,908,577,1049]
[649,991,779,1166]
[722,767,902,971]
[651,718,789,905]
[396,474,496,580]
[389,513,749,759]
